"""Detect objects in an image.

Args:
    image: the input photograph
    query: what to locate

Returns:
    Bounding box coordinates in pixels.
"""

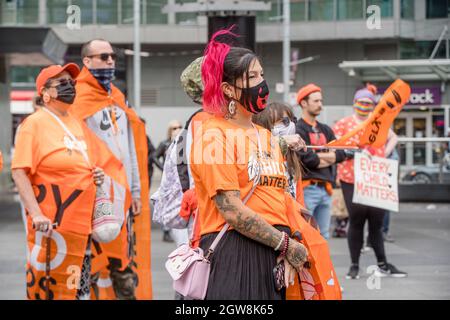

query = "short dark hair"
[81,39,110,58]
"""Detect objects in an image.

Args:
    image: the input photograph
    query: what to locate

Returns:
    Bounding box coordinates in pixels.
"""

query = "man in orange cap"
[295,83,349,239]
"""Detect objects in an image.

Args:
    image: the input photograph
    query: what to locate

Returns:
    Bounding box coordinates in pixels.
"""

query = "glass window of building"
[11,66,42,85]
[400,41,446,59]
[121,0,145,24]
[401,0,415,19]
[308,0,334,21]
[47,0,69,24]
[366,0,393,18]
[0,0,39,25]
[426,0,450,18]
[291,0,306,21]
[147,0,168,24]
[72,0,94,24]
[256,0,280,23]
[337,0,364,20]
[97,0,119,24]
[176,0,197,25]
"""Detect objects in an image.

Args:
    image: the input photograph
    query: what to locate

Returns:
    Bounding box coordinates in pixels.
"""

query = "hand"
[92,167,105,185]
[283,134,307,152]
[277,256,296,288]
[344,149,356,159]
[31,213,54,236]
[285,239,308,273]
[131,198,142,216]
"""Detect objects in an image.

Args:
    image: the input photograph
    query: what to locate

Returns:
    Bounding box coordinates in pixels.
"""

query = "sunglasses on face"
[87,52,117,62]
[357,100,375,107]
[171,126,182,131]
[48,78,76,88]
[280,116,291,126]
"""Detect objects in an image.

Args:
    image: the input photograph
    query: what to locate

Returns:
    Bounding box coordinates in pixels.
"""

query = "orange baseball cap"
[35,63,80,95]
[296,83,322,105]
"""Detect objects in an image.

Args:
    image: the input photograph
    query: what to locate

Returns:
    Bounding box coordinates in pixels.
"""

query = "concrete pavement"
[1,193,449,300]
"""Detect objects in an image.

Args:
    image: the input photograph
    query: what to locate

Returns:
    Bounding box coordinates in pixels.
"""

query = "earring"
[43,93,50,104]
[225,99,237,119]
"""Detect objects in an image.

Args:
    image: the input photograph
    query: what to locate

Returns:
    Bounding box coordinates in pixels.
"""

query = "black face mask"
[236,80,270,114]
[55,79,76,104]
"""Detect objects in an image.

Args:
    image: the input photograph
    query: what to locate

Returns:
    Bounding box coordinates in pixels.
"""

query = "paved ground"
[1,190,449,300]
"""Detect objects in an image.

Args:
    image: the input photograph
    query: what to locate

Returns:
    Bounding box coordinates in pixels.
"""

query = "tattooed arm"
[214,190,308,271]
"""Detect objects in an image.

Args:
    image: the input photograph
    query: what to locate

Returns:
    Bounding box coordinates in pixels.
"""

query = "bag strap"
[43,107,92,168]
[205,124,262,259]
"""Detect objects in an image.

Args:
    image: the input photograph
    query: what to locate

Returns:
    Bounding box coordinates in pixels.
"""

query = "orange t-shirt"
[190,116,290,236]
[333,115,385,184]
[12,109,94,190]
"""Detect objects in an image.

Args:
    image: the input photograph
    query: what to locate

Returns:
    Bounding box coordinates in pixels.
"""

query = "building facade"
[1,0,449,188]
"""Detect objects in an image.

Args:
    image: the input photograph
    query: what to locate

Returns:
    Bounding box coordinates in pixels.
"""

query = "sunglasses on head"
[87,52,117,62]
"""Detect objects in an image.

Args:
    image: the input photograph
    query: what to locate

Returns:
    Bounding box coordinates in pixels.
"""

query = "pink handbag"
[165,242,213,299]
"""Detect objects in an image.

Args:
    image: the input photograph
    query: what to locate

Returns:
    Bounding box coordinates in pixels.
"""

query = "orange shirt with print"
[12,109,94,189]
[333,115,385,184]
[190,116,290,236]
[11,108,123,235]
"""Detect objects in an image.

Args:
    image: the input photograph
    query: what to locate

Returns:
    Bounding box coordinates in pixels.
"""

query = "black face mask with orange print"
[236,80,270,114]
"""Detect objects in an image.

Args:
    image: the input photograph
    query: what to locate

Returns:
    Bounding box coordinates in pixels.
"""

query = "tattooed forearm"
[214,190,283,250]
[286,240,308,268]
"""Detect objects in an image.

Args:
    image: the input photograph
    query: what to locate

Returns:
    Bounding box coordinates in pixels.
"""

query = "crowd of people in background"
[6,27,409,301]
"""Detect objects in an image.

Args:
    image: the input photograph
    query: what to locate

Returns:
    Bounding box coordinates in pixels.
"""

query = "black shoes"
[346,264,360,279]
[376,263,408,278]
[163,230,174,243]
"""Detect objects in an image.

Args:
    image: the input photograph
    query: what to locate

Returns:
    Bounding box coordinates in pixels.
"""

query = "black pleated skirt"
[199,225,290,300]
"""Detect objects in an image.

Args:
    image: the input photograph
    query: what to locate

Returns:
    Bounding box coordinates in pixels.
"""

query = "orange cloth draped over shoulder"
[70,67,152,300]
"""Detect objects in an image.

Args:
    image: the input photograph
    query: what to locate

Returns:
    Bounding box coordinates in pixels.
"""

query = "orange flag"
[327,79,411,148]
[70,67,152,300]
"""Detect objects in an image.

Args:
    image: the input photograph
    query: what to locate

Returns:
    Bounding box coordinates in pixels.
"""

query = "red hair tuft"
[201,27,238,115]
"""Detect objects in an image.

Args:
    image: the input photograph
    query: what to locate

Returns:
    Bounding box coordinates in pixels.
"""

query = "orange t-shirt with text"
[12,109,94,190]
[190,116,290,236]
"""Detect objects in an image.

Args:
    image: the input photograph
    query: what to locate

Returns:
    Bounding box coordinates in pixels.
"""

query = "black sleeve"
[176,109,204,192]
[324,125,346,163]
[296,123,320,169]
[154,141,166,170]
[176,131,191,192]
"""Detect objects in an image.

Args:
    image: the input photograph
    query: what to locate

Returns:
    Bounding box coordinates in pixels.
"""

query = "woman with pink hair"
[190,29,308,299]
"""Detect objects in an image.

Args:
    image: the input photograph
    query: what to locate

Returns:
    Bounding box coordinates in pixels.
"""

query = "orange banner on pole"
[327,79,411,148]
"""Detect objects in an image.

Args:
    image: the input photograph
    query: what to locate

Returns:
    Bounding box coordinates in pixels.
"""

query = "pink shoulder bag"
[165,185,257,300]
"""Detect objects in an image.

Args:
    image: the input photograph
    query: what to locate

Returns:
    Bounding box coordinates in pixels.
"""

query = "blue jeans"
[303,184,332,239]
[383,211,390,234]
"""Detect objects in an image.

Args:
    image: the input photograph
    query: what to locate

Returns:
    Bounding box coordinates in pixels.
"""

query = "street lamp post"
[282,0,290,104]
[133,0,141,115]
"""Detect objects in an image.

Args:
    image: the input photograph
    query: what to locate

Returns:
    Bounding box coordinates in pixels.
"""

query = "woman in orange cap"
[11,63,128,300]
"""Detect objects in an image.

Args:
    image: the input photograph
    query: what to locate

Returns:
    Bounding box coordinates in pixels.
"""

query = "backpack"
[151,133,188,229]
[150,110,203,229]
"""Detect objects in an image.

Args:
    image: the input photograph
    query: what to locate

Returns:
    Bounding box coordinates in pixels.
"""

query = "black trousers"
[199,226,290,300]
[341,181,387,265]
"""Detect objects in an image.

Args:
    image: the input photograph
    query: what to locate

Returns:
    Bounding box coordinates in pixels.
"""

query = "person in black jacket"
[295,83,348,239]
